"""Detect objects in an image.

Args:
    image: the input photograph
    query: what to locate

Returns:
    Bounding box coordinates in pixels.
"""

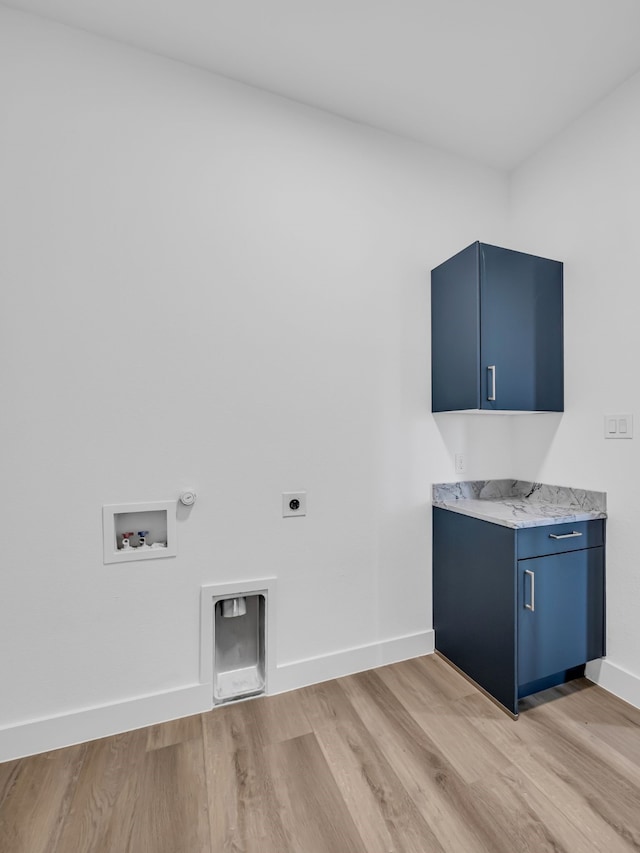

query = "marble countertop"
[432,480,607,529]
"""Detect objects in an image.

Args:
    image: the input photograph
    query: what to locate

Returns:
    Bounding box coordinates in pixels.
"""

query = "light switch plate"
[604,413,633,439]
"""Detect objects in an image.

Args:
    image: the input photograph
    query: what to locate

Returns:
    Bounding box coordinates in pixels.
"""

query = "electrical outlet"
[282,491,307,517]
[455,453,466,474]
[604,413,633,439]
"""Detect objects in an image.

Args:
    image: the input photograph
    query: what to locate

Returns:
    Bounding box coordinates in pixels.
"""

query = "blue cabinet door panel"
[517,547,604,686]
[480,243,563,411]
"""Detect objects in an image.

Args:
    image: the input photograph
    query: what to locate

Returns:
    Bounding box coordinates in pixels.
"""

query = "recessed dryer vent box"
[102,500,177,564]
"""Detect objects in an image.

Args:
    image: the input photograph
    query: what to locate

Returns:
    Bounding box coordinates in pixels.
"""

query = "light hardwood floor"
[2,654,640,852]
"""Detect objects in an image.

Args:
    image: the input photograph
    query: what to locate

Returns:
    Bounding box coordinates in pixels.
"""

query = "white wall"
[510,70,640,706]
[0,7,511,756]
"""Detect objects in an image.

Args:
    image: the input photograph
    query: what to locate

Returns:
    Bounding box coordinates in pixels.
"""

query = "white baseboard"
[585,658,640,711]
[0,683,212,763]
[0,631,435,762]
[272,630,435,695]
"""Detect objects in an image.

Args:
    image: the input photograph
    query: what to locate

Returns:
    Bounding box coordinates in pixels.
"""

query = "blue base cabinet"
[433,508,605,716]
[431,242,563,412]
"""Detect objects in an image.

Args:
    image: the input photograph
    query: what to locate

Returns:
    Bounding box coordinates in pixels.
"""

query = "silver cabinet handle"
[549,531,582,539]
[524,569,535,611]
[487,365,496,401]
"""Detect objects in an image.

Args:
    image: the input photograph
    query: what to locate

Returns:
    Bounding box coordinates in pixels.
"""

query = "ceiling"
[4,0,640,170]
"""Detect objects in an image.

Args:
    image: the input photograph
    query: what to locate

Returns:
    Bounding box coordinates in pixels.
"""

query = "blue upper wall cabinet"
[431,242,563,412]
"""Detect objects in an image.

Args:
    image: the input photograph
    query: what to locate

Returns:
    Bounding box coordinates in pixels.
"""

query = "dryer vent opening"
[213,594,265,704]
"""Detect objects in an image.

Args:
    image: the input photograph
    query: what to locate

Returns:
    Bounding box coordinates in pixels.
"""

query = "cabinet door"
[518,547,604,687]
[480,243,563,411]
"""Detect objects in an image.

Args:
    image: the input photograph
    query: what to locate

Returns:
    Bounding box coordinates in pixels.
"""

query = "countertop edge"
[432,500,607,529]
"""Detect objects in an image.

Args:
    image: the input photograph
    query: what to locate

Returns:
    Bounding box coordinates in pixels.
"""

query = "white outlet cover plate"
[282,491,307,517]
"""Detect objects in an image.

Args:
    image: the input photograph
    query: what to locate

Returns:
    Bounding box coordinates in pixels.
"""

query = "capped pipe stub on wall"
[179,490,197,506]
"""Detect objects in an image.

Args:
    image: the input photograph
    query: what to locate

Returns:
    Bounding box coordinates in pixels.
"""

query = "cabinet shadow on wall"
[433,412,563,480]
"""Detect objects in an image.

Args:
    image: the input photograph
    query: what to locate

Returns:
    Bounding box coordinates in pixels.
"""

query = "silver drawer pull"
[487,365,496,401]
[524,569,535,611]
[549,531,583,540]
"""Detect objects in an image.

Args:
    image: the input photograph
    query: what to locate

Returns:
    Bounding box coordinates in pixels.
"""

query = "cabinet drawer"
[517,519,603,559]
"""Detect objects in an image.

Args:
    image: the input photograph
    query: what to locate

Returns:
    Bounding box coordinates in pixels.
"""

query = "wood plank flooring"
[2,655,640,852]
